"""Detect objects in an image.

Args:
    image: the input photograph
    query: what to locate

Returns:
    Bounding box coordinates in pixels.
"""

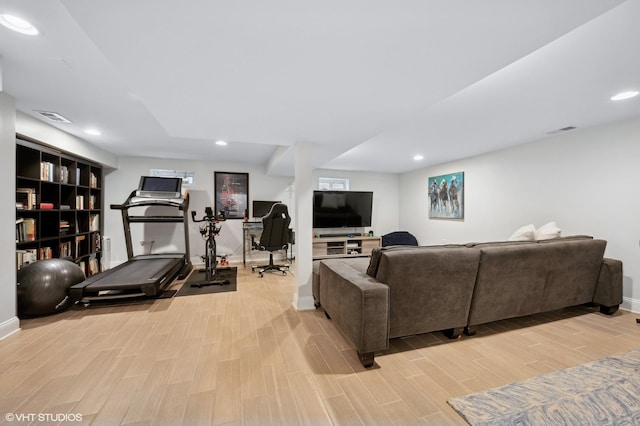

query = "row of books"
[38,162,99,187]
[16,188,36,210]
[16,247,56,269]
[41,161,56,182]
[18,251,102,275]
[76,195,99,210]
[77,254,100,276]
[16,218,36,242]
[16,249,37,270]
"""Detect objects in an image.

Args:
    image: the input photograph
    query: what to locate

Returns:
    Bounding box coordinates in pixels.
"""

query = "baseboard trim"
[293,295,316,311]
[0,316,20,341]
[622,296,640,314]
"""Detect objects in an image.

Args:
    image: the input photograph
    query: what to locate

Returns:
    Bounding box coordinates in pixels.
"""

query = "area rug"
[448,348,640,425]
[175,266,237,297]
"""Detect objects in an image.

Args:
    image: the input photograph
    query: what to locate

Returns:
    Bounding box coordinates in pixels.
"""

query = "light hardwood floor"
[1,263,639,425]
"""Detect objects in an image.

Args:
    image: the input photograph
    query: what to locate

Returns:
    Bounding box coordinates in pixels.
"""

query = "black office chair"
[251,203,291,277]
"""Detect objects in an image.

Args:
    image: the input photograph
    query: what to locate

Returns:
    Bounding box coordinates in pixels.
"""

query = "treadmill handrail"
[111,190,188,210]
[112,189,191,261]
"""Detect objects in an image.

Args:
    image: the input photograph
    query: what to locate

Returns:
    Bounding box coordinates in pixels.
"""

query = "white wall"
[105,159,402,268]
[0,92,19,340]
[399,116,640,312]
[313,169,400,237]
[104,157,294,267]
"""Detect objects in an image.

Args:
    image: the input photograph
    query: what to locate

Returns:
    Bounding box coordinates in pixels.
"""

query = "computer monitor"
[135,176,183,198]
[253,200,281,218]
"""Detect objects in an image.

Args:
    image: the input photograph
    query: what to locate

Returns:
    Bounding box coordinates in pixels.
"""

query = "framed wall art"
[214,171,249,219]
[428,171,464,220]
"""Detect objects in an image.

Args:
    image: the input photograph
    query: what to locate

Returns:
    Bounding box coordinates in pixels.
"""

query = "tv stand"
[312,235,381,260]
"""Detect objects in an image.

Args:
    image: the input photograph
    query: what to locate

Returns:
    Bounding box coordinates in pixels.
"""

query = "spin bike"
[190,207,230,287]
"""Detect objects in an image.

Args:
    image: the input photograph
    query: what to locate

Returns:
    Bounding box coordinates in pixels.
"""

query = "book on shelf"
[76,195,84,209]
[40,161,55,182]
[59,241,72,258]
[92,232,102,252]
[16,188,36,210]
[60,165,69,183]
[88,254,99,276]
[75,235,86,255]
[90,172,98,188]
[59,220,71,233]
[40,202,54,210]
[75,168,81,185]
[17,249,37,270]
[89,214,100,232]
[38,246,52,260]
[16,218,36,242]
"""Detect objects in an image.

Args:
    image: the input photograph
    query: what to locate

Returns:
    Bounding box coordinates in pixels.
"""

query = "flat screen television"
[135,176,183,198]
[253,200,281,218]
[313,190,373,228]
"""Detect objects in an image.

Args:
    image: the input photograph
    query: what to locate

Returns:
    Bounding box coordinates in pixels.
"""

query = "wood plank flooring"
[1,263,639,425]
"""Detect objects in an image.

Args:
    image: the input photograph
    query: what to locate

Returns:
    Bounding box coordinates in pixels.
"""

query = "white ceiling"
[1,1,639,176]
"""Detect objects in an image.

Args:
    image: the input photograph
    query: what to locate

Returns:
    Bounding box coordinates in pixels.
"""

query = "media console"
[312,235,381,260]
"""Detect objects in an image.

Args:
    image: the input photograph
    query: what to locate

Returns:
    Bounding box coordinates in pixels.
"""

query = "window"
[150,169,195,187]
[319,177,349,191]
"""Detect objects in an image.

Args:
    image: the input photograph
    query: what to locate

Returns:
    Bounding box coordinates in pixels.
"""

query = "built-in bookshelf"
[16,136,103,276]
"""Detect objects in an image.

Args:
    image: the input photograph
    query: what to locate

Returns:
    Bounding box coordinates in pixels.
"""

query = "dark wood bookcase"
[16,136,103,276]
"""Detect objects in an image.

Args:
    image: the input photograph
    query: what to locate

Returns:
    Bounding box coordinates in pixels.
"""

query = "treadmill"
[70,176,193,303]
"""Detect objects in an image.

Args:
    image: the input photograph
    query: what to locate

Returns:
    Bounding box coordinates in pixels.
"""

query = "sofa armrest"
[319,260,390,365]
[593,258,623,311]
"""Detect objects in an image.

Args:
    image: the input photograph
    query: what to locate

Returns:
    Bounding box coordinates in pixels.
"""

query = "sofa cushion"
[508,224,536,241]
[375,246,481,338]
[468,238,607,327]
[535,221,562,240]
[366,245,416,277]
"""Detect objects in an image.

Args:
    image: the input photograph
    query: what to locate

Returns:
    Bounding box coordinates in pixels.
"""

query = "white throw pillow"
[535,221,562,240]
[508,224,536,241]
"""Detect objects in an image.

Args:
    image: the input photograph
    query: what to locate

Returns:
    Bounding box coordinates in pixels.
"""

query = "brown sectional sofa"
[315,236,623,367]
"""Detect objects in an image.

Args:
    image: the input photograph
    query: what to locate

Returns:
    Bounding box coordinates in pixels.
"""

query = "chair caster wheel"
[282,271,287,275]
[259,273,263,278]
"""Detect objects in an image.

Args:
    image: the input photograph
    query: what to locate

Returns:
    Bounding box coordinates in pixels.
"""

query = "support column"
[0,56,20,338]
[293,142,315,310]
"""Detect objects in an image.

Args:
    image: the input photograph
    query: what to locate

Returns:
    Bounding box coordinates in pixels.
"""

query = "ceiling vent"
[547,126,576,135]
[35,110,72,123]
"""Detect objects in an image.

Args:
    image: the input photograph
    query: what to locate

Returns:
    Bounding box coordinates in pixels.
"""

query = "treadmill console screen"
[136,176,183,199]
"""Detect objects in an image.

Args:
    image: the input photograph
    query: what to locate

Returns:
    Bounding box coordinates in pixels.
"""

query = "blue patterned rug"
[448,348,640,425]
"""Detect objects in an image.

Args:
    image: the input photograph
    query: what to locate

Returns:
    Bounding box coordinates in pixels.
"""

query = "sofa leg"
[464,326,477,336]
[443,327,464,339]
[600,305,619,315]
[358,351,375,368]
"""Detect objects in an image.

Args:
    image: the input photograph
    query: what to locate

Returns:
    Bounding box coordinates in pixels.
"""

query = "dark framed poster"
[214,171,249,219]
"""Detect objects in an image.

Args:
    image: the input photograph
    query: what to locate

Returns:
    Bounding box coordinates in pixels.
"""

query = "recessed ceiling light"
[215,140,228,146]
[611,90,639,101]
[413,154,424,161]
[0,14,39,36]
[84,128,101,136]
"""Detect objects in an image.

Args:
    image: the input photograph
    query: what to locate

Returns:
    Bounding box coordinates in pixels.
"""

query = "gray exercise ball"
[17,259,86,317]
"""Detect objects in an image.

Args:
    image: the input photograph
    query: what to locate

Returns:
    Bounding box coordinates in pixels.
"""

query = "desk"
[242,221,295,266]
[242,221,263,266]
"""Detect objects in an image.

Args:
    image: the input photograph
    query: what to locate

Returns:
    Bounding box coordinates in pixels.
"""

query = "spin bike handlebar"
[190,207,227,223]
